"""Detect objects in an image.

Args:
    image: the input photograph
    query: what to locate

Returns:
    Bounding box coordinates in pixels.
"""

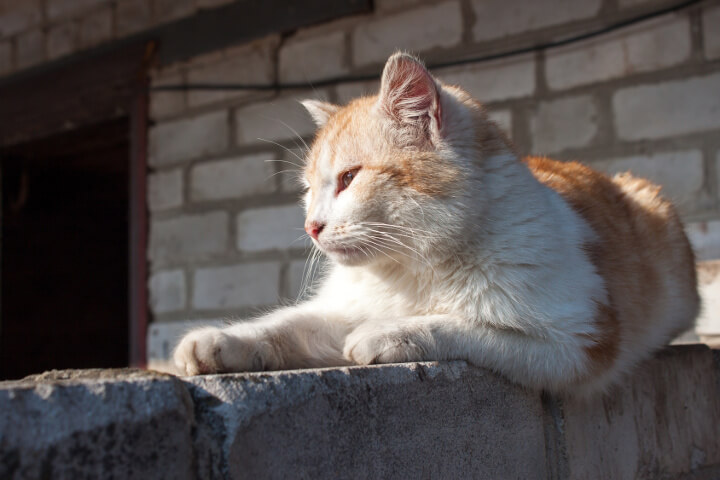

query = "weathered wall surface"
[1,345,719,479]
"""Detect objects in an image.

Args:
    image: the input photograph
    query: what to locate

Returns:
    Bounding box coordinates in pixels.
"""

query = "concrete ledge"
[1,346,720,479]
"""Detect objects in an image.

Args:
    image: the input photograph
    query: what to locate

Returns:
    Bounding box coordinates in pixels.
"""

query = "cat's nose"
[305,221,325,240]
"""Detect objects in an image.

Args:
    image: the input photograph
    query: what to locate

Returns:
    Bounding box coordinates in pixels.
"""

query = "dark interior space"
[1,119,130,380]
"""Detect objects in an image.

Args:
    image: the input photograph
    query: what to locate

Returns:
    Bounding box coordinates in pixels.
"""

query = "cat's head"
[300,52,492,267]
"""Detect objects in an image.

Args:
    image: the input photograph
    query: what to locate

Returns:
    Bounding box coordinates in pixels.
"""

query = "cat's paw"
[173,327,272,375]
[343,326,426,365]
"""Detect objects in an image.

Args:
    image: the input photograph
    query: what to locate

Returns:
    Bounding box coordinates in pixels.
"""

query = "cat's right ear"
[301,100,340,127]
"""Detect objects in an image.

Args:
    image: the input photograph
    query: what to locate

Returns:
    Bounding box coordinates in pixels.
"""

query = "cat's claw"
[173,327,270,375]
[343,327,425,365]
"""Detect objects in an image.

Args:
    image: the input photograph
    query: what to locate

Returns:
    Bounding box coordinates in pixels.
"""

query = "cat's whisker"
[263,158,304,169]
[257,138,307,163]
[272,118,311,153]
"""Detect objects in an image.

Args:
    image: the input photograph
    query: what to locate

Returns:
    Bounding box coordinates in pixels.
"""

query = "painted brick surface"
[530,95,598,153]
[190,152,276,202]
[0,0,42,38]
[236,204,307,253]
[279,31,348,84]
[440,54,535,103]
[153,0,195,23]
[0,41,10,75]
[148,169,183,211]
[116,0,152,36]
[16,29,43,69]
[487,109,512,137]
[149,269,187,314]
[192,262,282,309]
[703,5,720,60]
[47,22,77,60]
[470,0,602,42]
[546,14,691,90]
[78,6,112,47]
[234,95,319,145]
[150,70,186,119]
[353,1,463,66]
[335,79,381,104]
[613,72,720,140]
[697,261,720,335]
[149,110,229,166]
[149,212,228,263]
[46,0,109,20]
[686,221,720,262]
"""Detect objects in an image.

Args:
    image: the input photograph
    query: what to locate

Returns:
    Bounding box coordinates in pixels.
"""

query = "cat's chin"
[323,246,372,266]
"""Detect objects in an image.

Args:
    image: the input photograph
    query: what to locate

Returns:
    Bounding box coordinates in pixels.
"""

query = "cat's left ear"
[301,100,340,127]
[378,52,442,141]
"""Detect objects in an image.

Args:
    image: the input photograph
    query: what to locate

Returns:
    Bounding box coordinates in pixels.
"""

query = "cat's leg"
[174,305,356,375]
[343,315,593,390]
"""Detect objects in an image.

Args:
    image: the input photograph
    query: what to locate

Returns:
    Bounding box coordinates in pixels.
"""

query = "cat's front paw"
[173,327,273,375]
[343,326,426,365]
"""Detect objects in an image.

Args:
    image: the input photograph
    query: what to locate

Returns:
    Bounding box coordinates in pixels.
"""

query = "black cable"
[152,0,706,92]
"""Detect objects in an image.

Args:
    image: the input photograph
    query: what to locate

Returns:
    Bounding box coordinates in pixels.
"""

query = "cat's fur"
[174,52,699,394]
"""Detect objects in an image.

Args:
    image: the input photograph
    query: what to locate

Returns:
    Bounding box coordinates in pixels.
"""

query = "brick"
[190,152,276,202]
[149,110,229,166]
[335,79,380,104]
[353,1,463,66]
[79,6,112,47]
[546,14,691,90]
[487,109,512,137]
[47,22,77,60]
[613,73,720,140]
[591,150,703,211]
[149,212,228,263]
[0,0,42,38]
[286,256,326,300]
[192,262,282,309]
[703,5,720,60]
[47,0,110,20]
[686,221,720,262]
[279,148,307,193]
[147,319,226,372]
[0,40,11,75]
[471,0,601,42]
[148,169,183,211]
[153,0,195,24]
[150,70,186,119]
[236,204,306,253]
[618,0,656,6]
[530,95,598,153]
[234,95,319,145]
[196,0,234,7]
[16,29,43,69]
[116,0,152,36]
[149,269,186,314]
[440,54,535,102]
[697,261,720,336]
[279,31,348,84]
[375,0,424,12]
[187,39,275,107]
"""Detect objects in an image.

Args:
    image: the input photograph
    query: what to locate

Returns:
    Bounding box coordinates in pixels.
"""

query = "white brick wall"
[703,5,720,60]
[149,110,229,166]
[352,1,463,66]
[150,69,186,120]
[149,269,186,314]
[335,79,381,104]
[236,204,307,253]
[686,221,720,262]
[613,73,720,140]
[192,262,282,309]
[16,29,43,69]
[487,109,512,137]
[78,6,112,47]
[279,31,348,83]
[0,41,10,75]
[190,152,276,202]
[545,14,691,90]
[149,212,228,263]
[148,169,183,212]
[0,0,42,37]
[530,95,598,153]
[470,0,601,42]
[47,22,76,60]
[439,54,535,103]
[116,0,152,36]
[234,95,319,145]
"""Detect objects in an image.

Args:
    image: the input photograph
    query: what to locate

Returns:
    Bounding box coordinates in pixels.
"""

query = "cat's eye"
[338,168,360,194]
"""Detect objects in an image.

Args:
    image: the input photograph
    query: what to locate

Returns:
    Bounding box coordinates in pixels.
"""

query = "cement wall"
[1,345,719,479]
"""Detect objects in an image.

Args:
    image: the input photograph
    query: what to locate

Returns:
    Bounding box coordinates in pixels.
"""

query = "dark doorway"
[0,119,130,379]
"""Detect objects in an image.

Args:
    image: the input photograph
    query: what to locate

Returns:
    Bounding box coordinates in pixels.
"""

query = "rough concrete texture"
[2,346,720,479]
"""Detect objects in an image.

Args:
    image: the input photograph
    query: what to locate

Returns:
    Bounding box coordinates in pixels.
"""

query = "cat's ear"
[301,99,340,127]
[378,52,442,139]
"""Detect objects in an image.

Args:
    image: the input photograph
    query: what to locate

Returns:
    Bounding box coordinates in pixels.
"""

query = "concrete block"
[686,220,720,262]
[530,95,598,153]
[487,109,512,137]
[149,269,186,314]
[47,21,77,60]
[440,54,535,103]
[150,69,186,119]
[149,110,229,166]
[704,5,720,60]
[149,211,228,263]
[46,0,109,20]
[0,0,42,38]
[546,14,691,90]
[613,72,720,140]
[234,95,319,145]
[16,29,44,69]
[190,152,276,202]
[116,0,152,36]
[192,261,282,310]
[697,261,720,336]
[187,38,275,107]
[352,1,463,66]
[591,150,704,211]
[279,31,348,84]
[0,370,195,479]
[185,362,548,479]
[79,6,112,47]
[149,169,183,211]
[236,204,307,252]
[471,0,601,42]
[153,0,195,23]
[0,40,11,76]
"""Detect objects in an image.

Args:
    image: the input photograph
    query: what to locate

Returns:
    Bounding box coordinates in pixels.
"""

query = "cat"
[173,52,699,395]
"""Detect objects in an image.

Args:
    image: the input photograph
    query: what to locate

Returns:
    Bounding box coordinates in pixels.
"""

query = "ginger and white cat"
[174,52,699,394]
